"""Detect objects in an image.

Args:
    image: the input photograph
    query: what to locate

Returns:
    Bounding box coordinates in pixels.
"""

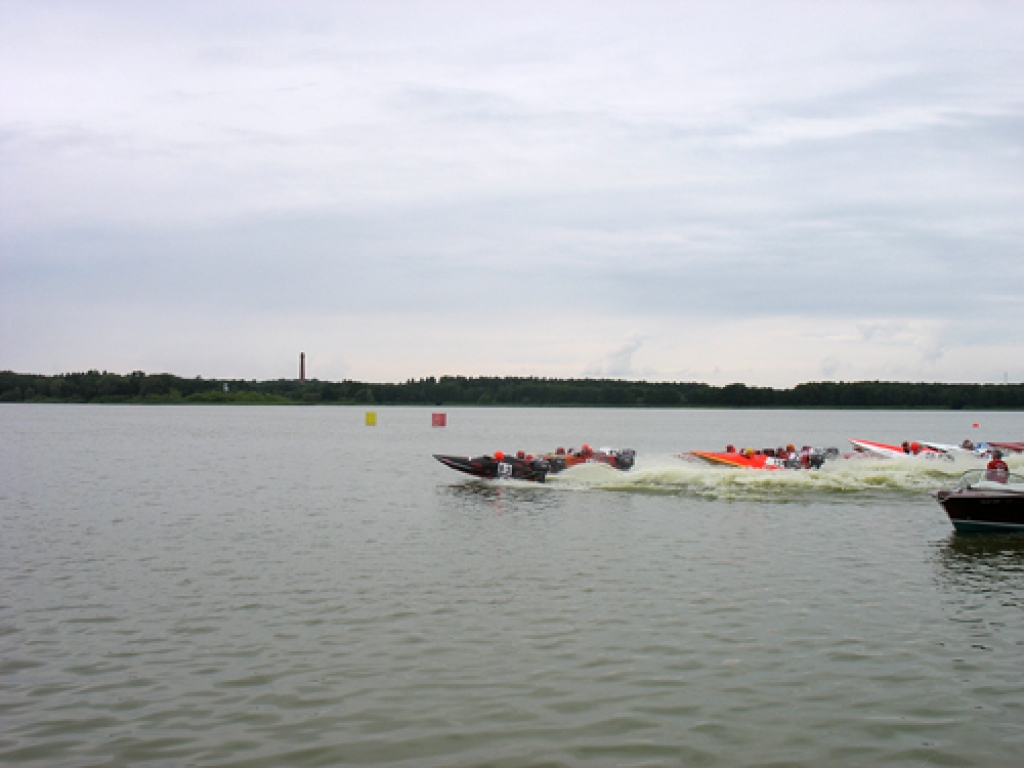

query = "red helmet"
[517,450,525,459]
[494,450,505,461]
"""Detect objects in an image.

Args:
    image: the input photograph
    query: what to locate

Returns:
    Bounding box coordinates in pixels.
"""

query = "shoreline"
[3,370,1023,410]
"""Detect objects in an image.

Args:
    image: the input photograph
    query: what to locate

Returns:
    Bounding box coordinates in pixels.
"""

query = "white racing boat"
[849,438,949,460]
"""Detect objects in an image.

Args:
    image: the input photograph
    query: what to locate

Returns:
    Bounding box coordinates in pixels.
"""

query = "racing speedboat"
[918,440,1024,458]
[543,446,636,472]
[685,448,831,470]
[434,453,552,482]
[849,439,947,459]
[988,441,1024,454]
[689,451,787,470]
[435,445,636,482]
[919,441,975,455]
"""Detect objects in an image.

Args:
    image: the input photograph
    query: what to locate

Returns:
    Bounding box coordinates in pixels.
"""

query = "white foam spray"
[545,453,1020,502]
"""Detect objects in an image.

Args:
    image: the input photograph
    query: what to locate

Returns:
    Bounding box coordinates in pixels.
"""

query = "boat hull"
[937,491,1024,533]
[434,454,550,482]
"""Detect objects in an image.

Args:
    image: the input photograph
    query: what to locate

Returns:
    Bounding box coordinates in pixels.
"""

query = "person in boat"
[901,441,911,454]
[986,450,1009,482]
[725,444,736,453]
[961,439,975,450]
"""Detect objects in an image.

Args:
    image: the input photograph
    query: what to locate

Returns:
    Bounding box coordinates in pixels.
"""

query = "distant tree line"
[1,370,1022,409]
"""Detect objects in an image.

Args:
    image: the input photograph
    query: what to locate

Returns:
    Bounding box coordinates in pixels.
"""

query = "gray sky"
[2,0,1022,385]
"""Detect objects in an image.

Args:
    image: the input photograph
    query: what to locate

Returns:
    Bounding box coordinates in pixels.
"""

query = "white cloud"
[585,336,646,378]
[2,1,1023,383]
[820,357,841,379]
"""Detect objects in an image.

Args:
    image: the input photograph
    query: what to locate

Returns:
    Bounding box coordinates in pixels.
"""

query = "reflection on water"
[436,480,564,513]
[944,531,1024,560]
[6,405,1024,767]
[932,533,1024,678]
[933,533,1024,604]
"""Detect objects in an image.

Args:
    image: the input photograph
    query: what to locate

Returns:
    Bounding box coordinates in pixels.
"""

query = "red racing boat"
[690,450,787,470]
[543,445,636,472]
[682,440,840,470]
[687,448,829,470]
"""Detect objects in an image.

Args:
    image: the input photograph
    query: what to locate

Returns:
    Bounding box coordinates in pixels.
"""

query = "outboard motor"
[546,455,568,474]
[616,449,636,471]
[803,448,831,469]
[529,458,551,483]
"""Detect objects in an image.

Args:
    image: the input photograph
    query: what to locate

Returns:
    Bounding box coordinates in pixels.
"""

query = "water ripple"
[3,406,1024,766]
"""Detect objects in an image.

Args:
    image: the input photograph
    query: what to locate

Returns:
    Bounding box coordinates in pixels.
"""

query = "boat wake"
[545,454,1023,503]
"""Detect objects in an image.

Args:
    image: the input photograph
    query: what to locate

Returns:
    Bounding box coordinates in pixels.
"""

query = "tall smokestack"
[300,352,306,384]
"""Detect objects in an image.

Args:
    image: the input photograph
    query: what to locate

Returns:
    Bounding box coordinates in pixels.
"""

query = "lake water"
[2,404,1024,767]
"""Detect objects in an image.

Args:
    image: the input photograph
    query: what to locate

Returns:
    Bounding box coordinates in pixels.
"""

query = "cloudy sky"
[2,1,1022,386]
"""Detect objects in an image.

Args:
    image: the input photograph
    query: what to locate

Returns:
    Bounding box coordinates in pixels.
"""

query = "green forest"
[2,370,1022,409]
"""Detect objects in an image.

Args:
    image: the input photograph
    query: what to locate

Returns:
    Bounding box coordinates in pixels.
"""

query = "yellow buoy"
[365,411,377,426]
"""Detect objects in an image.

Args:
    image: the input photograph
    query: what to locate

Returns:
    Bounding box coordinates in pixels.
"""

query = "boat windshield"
[955,469,1024,492]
